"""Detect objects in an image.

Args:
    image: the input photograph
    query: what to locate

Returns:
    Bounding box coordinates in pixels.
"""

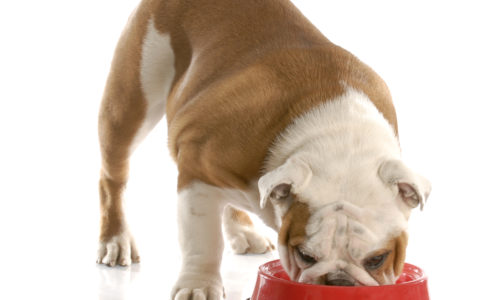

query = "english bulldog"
[96,0,431,299]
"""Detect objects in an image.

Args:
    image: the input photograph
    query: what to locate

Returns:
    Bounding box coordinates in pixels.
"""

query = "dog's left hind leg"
[223,205,275,254]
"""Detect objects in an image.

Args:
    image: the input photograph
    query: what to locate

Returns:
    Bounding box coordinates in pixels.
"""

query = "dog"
[96,0,431,299]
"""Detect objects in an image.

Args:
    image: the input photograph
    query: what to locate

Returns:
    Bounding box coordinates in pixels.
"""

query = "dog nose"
[325,278,355,286]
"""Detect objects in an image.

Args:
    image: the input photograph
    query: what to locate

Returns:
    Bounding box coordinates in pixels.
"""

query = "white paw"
[171,272,224,300]
[228,227,275,254]
[96,230,139,267]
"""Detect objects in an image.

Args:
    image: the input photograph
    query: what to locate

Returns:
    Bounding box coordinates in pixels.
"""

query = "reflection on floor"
[96,250,278,300]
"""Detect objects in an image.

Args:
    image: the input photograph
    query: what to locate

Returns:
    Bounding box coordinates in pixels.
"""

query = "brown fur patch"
[278,201,311,247]
[366,231,408,284]
[99,176,126,241]
[230,207,253,226]
[392,231,408,277]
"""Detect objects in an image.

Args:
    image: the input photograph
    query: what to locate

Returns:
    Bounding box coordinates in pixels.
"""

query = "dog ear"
[258,157,312,209]
[378,159,431,210]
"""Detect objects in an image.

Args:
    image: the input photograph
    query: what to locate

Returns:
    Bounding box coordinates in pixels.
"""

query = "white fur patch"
[173,182,227,300]
[132,18,175,151]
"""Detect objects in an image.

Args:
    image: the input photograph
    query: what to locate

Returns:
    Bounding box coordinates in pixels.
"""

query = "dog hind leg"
[223,205,275,254]
[97,11,175,267]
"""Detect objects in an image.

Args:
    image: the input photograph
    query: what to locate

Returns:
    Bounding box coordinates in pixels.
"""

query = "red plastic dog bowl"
[251,260,429,300]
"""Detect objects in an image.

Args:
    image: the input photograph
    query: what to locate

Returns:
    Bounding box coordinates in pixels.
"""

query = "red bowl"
[251,260,429,300]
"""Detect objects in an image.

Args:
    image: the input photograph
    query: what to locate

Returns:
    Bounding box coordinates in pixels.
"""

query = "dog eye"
[364,252,390,270]
[297,248,317,264]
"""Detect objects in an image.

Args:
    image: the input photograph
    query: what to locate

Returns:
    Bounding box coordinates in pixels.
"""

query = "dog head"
[259,156,431,286]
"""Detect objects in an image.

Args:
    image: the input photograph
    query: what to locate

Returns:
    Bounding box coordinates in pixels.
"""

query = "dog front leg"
[172,181,226,300]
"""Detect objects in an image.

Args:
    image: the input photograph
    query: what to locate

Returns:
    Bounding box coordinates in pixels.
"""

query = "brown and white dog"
[96,0,431,299]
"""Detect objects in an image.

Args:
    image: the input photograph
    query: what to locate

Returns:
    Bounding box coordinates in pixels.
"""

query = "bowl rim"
[258,259,427,289]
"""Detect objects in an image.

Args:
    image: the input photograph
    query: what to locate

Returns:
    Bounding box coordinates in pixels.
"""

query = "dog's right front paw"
[171,271,224,300]
[96,230,140,267]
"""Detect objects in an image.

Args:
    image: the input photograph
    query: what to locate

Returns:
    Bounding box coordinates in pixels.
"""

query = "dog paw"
[96,230,140,267]
[228,228,275,254]
[171,272,224,300]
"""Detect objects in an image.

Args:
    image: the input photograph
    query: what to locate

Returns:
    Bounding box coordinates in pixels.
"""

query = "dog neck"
[265,86,400,170]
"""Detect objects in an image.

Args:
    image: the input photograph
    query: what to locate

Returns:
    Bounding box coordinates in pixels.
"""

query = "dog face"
[259,157,431,286]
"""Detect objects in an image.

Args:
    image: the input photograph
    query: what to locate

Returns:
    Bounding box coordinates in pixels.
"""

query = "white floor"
[0,234,276,300]
[95,249,277,300]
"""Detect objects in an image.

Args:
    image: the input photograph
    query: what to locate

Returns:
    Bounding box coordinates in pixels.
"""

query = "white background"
[1,0,499,299]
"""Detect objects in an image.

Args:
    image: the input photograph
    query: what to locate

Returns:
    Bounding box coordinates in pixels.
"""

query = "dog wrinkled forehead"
[305,201,406,259]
